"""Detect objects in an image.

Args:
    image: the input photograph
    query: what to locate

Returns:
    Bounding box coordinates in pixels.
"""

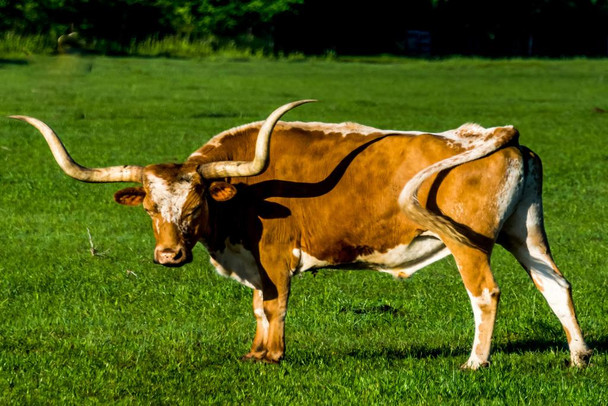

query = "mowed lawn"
[0,56,607,404]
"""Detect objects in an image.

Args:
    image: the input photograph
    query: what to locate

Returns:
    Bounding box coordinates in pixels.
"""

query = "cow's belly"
[293,231,451,278]
[208,233,450,290]
[209,238,263,290]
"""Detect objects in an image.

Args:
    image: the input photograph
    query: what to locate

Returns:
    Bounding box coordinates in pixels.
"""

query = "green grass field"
[0,56,607,404]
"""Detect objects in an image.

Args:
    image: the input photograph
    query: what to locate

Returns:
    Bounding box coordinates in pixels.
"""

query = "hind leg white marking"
[464,285,501,369]
[505,228,591,366]
[446,243,500,370]
[501,151,590,366]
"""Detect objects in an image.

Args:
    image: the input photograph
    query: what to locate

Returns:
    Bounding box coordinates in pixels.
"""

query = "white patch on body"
[278,121,416,137]
[210,239,262,290]
[192,121,513,163]
[495,158,524,227]
[291,248,331,275]
[357,232,450,278]
[438,123,500,149]
[147,174,191,225]
[291,232,450,278]
[202,121,428,152]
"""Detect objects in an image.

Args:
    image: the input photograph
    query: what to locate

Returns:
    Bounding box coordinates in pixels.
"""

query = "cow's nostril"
[160,249,174,258]
[155,246,190,266]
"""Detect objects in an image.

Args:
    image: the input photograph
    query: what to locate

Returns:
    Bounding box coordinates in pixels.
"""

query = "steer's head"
[115,164,207,267]
[11,100,313,267]
[113,164,237,267]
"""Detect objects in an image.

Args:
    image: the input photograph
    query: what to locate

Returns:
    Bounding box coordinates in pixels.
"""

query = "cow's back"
[190,122,524,269]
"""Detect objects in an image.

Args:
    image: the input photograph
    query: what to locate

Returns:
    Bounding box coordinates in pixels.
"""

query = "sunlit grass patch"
[0,56,607,403]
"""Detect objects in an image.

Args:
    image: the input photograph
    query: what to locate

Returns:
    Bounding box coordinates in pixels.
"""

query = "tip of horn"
[293,99,318,105]
[8,115,38,124]
[267,99,317,118]
[9,115,50,131]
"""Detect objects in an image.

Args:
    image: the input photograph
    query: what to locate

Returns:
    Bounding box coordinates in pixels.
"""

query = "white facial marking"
[147,174,191,225]
[211,239,261,290]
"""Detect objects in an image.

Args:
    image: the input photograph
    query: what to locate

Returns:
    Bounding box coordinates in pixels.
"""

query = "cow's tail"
[398,125,519,250]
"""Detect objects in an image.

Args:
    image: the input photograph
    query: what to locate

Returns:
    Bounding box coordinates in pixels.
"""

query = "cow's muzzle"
[154,246,192,267]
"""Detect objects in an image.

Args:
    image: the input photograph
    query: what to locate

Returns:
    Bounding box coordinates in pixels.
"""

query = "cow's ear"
[209,181,237,202]
[114,187,146,206]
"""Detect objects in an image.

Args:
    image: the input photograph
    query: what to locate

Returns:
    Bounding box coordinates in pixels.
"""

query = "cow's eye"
[144,206,157,215]
[184,205,202,219]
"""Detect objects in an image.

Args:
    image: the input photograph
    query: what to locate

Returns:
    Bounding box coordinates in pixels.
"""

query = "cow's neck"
[200,196,255,253]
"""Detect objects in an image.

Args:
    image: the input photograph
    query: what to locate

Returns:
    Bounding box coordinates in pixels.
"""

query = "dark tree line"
[1,0,607,56]
[275,0,608,57]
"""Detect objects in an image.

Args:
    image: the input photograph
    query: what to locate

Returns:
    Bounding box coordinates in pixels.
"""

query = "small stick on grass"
[87,228,109,257]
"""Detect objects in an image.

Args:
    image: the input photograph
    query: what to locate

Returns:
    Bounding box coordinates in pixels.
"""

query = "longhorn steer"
[11,100,591,369]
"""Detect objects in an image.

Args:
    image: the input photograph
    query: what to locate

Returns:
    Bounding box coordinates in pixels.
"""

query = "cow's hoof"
[263,352,283,364]
[460,359,490,370]
[241,351,266,362]
[571,348,593,368]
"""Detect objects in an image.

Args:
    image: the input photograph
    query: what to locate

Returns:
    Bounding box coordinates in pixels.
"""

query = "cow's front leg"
[261,272,291,363]
[242,289,269,361]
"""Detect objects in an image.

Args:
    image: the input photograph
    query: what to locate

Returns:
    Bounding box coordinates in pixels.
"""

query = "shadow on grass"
[341,339,566,361]
[586,336,608,354]
[299,335,608,364]
[190,111,242,119]
[496,335,608,355]
[0,58,29,66]
[494,338,568,354]
[339,303,405,316]
[343,345,469,361]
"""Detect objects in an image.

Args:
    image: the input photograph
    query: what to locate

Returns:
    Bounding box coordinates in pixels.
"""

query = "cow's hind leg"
[447,243,501,369]
[499,149,591,366]
[500,212,591,366]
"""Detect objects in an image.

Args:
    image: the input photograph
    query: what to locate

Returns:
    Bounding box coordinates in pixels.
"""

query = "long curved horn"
[198,99,316,179]
[10,115,143,183]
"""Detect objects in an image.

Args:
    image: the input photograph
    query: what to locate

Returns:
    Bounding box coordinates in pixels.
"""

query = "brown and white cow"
[11,100,591,369]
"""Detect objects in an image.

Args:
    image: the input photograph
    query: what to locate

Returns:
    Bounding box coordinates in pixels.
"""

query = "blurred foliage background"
[0,0,607,57]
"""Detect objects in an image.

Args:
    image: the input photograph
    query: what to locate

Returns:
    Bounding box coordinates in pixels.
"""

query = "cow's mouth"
[155,259,192,268]
[153,247,193,267]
